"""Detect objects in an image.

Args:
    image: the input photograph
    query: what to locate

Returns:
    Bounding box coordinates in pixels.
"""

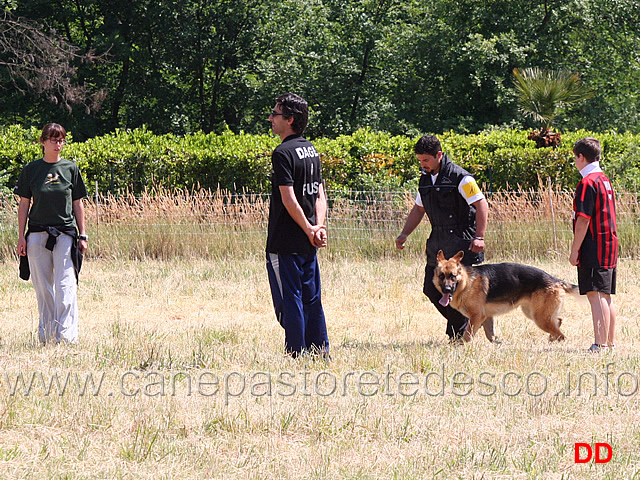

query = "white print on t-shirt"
[295,146,318,159]
[604,180,613,200]
[303,182,319,196]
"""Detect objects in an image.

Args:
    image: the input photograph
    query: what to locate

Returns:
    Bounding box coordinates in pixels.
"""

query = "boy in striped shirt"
[570,137,619,353]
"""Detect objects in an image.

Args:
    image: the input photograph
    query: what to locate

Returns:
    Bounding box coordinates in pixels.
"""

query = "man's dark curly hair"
[276,93,309,135]
[414,134,442,156]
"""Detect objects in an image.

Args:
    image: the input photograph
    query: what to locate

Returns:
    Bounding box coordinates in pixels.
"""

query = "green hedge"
[60,127,279,195]
[440,129,640,191]
[2,125,639,195]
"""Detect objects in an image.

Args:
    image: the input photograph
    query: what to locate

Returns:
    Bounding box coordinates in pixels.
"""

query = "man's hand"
[569,250,580,266]
[309,225,327,248]
[395,233,408,250]
[469,237,484,253]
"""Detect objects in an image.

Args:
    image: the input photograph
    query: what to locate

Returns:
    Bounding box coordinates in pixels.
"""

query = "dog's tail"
[560,281,583,300]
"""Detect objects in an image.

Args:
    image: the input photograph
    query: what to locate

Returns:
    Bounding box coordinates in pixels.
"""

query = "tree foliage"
[0,12,105,116]
[2,0,640,139]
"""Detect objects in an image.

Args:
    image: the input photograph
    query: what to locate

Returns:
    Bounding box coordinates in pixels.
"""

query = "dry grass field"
[0,188,639,479]
[0,253,639,479]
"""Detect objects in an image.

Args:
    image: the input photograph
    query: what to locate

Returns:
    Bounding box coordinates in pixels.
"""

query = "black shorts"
[577,267,616,295]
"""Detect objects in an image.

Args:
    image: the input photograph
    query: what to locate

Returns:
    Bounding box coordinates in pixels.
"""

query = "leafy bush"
[0,125,42,193]
[315,129,417,194]
[68,127,279,194]
[439,129,638,191]
[2,125,639,195]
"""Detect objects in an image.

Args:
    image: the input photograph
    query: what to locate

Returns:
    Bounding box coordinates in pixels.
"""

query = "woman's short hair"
[40,123,67,142]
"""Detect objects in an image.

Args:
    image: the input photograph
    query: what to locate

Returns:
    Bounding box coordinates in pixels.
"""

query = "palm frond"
[512,67,594,129]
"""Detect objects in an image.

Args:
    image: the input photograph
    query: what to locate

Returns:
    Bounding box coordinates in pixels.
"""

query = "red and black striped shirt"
[573,171,618,268]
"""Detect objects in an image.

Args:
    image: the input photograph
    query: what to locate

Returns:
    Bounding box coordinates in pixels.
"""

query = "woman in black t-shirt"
[15,123,88,345]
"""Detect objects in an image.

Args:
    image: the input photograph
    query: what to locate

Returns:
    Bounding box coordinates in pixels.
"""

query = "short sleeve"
[574,180,595,220]
[458,176,485,205]
[71,165,88,200]
[14,165,32,199]
[272,150,294,187]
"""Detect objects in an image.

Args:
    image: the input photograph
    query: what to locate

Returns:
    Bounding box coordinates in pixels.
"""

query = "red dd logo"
[574,443,613,463]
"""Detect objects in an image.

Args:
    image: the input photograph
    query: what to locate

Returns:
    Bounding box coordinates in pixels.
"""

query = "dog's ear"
[453,251,465,263]
[437,250,446,263]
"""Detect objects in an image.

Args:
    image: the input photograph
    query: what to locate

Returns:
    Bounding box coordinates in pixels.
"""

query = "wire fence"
[1,186,638,261]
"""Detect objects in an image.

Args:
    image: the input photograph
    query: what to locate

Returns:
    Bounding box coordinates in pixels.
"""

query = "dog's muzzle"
[439,282,456,307]
[439,293,452,307]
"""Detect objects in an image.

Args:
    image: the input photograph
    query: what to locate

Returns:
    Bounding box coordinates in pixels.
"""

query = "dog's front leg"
[463,315,486,343]
[482,317,498,342]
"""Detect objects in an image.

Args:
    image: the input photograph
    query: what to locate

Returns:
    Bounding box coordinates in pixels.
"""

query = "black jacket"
[19,225,83,282]
[418,153,483,266]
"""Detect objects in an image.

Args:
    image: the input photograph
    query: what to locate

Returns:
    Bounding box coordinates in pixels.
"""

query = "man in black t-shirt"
[266,93,329,358]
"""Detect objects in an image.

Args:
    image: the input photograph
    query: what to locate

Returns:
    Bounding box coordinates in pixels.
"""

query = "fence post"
[95,180,99,242]
[547,176,558,252]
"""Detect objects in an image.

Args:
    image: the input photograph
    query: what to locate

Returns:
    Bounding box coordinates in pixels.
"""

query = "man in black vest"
[396,135,488,341]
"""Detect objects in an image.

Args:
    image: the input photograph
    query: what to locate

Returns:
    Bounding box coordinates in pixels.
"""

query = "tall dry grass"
[2,185,639,262]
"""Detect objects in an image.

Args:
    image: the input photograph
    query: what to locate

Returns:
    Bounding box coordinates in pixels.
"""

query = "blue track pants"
[266,252,329,357]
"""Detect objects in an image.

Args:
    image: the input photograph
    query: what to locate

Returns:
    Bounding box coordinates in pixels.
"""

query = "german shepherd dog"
[434,250,580,343]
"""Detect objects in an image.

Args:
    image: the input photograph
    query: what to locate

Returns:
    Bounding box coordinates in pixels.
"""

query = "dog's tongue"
[439,293,451,307]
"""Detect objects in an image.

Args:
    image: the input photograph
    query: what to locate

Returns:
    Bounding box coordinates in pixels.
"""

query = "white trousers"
[27,232,79,344]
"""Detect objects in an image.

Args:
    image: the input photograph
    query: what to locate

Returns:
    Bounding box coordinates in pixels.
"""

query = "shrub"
[2,125,639,195]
